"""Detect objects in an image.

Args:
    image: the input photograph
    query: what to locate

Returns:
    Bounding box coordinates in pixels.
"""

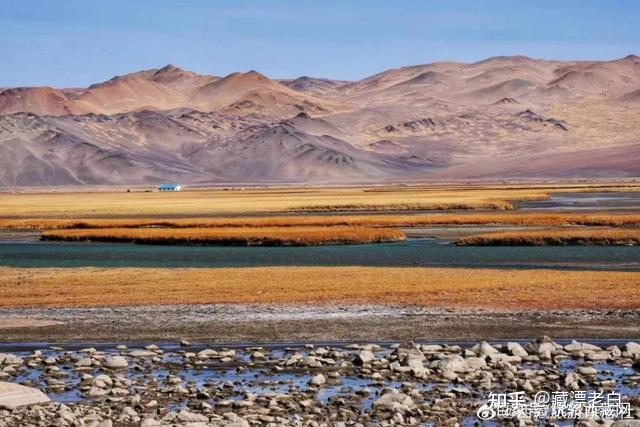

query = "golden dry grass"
[2,184,639,219]
[41,226,406,246]
[3,213,640,230]
[458,229,640,246]
[2,267,639,310]
[0,186,571,218]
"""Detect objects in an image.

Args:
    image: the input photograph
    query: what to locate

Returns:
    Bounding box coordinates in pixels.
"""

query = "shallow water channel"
[0,238,638,270]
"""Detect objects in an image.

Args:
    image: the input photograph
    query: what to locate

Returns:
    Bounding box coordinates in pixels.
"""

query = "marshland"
[1,183,639,337]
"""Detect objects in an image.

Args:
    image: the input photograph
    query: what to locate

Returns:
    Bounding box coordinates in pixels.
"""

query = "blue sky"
[1,0,638,87]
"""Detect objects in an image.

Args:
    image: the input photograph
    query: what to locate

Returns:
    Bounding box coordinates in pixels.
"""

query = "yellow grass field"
[2,213,640,230]
[3,183,638,219]
[2,267,639,310]
[458,229,640,246]
[41,226,405,246]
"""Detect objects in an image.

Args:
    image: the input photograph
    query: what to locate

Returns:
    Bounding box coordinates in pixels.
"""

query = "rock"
[472,341,498,356]
[354,350,375,365]
[578,366,598,375]
[197,349,218,359]
[373,391,414,413]
[525,336,559,355]
[223,412,250,427]
[87,387,109,397]
[178,409,209,422]
[180,340,191,347]
[488,353,522,364]
[0,382,51,409]
[431,355,466,372]
[309,374,326,386]
[118,406,139,423]
[464,357,487,370]
[611,421,640,427]
[625,342,640,356]
[506,342,528,357]
[92,374,113,388]
[406,358,426,376]
[565,340,602,352]
[251,351,266,360]
[0,354,23,366]
[104,356,128,369]
[395,345,425,366]
[564,372,582,390]
[75,358,93,368]
[129,350,156,358]
[421,344,443,353]
[586,352,610,361]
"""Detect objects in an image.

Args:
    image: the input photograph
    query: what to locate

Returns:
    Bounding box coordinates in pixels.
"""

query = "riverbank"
[0,338,638,425]
[1,304,639,343]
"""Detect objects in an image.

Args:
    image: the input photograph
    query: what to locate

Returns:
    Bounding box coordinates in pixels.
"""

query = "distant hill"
[1,55,639,185]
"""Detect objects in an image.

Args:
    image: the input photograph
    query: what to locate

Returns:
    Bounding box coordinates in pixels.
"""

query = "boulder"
[354,350,375,365]
[464,357,487,370]
[0,382,51,410]
[373,391,414,413]
[565,340,602,352]
[625,342,640,356]
[506,342,528,357]
[431,355,466,372]
[525,336,559,355]
[104,356,128,369]
[472,341,498,356]
[0,354,23,366]
[309,374,326,386]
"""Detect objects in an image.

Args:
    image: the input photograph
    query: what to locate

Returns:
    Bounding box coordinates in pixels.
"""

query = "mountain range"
[1,55,639,186]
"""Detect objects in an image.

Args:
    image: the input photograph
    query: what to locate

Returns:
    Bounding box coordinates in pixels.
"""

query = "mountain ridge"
[0,55,639,185]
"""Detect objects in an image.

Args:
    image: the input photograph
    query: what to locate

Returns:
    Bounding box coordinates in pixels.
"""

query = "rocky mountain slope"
[1,55,639,185]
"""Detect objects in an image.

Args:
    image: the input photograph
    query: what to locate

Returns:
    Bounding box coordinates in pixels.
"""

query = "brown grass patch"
[41,226,406,246]
[458,229,640,246]
[3,213,640,230]
[2,267,639,310]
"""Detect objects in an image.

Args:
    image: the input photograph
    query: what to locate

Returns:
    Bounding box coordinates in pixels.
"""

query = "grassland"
[4,183,636,218]
[41,226,405,246]
[458,229,640,246]
[2,267,639,310]
[2,213,640,230]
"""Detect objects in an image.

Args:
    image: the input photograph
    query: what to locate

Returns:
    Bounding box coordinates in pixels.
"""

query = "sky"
[1,0,639,88]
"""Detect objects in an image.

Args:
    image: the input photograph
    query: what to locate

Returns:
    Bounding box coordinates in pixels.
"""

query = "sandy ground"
[0,318,63,329]
[0,305,638,343]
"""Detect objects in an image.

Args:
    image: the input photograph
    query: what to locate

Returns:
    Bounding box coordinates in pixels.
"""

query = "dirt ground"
[0,305,638,343]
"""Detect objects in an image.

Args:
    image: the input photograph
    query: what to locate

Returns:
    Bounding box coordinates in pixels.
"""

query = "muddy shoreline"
[1,305,638,343]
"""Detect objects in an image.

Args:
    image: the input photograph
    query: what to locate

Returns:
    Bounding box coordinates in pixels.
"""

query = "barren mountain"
[279,76,350,96]
[0,55,639,185]
[0,87,88,116]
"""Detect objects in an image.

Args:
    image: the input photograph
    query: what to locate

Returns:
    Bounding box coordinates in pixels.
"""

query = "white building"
[158,184,183,191]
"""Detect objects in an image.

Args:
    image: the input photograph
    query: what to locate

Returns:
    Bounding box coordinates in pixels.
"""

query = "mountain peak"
[155,64,184,74]
[244,70,269,80]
